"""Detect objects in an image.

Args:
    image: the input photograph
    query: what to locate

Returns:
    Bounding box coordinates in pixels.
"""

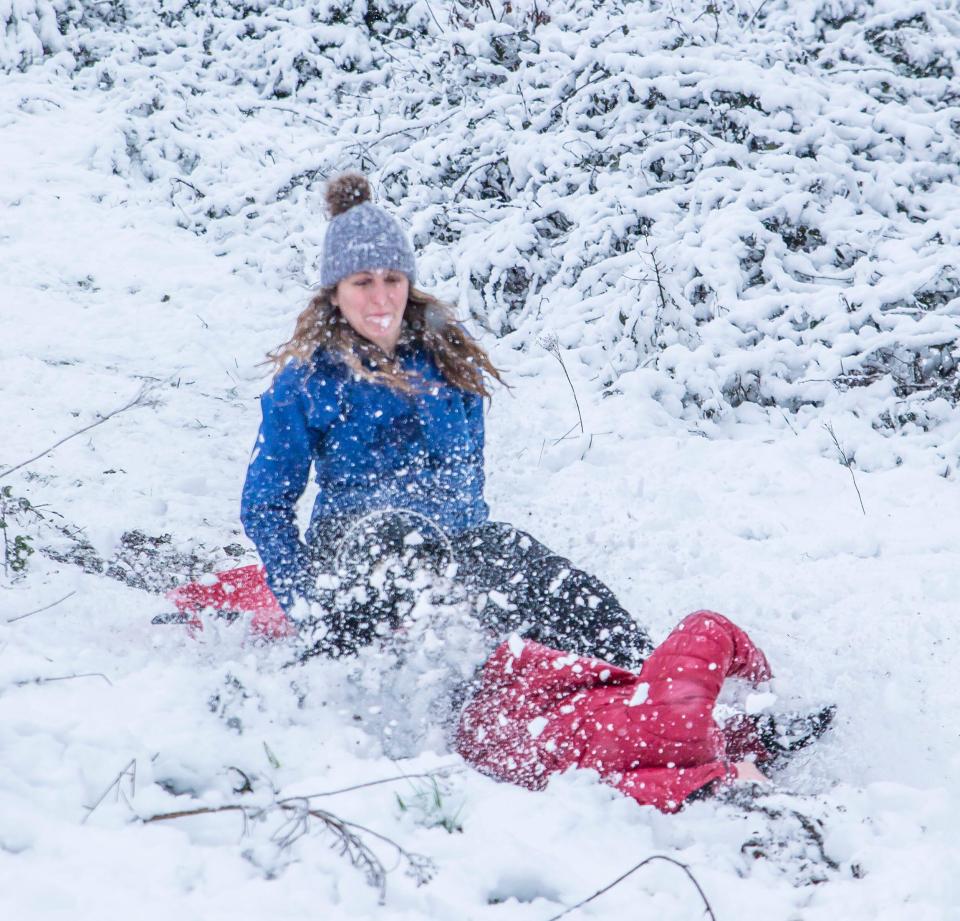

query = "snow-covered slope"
[6,0,960,450]
[1,2,958,919]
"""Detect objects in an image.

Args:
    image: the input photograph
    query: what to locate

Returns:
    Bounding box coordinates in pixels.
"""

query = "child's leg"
[640,610,772,696]
[597,611,774,767]
[451,522,654,669]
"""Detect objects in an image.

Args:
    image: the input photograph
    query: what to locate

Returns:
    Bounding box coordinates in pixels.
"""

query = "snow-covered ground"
[2,3,959,919]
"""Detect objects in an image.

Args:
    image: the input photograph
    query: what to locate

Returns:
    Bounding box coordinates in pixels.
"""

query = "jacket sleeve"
[463,390,486,478]
[240,363,332,612]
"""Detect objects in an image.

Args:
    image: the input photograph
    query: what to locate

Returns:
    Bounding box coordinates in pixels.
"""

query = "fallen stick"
[545,854,717,921]
[15,672,113,687]
[0,385,159,482]
[7,590,76,623]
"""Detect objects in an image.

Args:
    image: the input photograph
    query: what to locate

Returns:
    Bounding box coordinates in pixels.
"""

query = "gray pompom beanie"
[320,178,417,288]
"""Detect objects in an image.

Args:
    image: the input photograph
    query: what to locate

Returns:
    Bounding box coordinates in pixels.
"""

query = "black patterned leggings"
[300,518,653,670]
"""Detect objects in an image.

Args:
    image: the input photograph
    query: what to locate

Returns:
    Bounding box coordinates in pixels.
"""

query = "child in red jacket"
[456,610,830,811]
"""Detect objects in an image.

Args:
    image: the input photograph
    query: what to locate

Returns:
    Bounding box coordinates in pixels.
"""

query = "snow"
[527,717,549,739]
[1,1,959,920]
[627,682,650,708]
[745,692,778,715]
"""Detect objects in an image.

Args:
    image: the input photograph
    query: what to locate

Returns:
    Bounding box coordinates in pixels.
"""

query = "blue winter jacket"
[240,344,489,609]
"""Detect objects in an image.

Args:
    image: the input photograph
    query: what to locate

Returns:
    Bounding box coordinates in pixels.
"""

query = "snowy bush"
[0,0,72,68]
[7,0,960,456]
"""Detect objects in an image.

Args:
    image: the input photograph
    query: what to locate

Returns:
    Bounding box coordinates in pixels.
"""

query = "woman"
[238,173,832,809]
[240,173,654,666]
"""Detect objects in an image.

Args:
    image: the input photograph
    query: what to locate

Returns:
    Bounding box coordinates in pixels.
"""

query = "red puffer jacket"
[456,610,773,812]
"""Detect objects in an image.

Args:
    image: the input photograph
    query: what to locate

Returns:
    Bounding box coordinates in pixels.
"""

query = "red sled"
[158,564,295,639]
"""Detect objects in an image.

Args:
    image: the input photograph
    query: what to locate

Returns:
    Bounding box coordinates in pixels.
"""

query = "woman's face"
[331,269,409,354]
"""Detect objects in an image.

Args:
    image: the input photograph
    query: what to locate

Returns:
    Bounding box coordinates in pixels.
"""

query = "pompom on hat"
[320,173,417,288]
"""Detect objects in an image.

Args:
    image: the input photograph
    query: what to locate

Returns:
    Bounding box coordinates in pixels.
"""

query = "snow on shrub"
[7,0,960,459]
[0,0,72,68]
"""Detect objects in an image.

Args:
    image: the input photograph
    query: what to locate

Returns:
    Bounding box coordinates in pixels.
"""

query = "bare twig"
[544,854,717,921]
[310,807,401,898]
[778,408,798,436]
[16,672,113,687]
[240,104,331,127]
[823,422,866,515]
[172,177,205,198]
[289,768,462,801]
[423,0,445,33]
[145,770,462,819]
[142,803,247,823]
[0,386,158,482]
[330,110,461,169]
[550,69,609,117]
[452,155,504,202]
[144,798,434,901]
[551,421,583,446]
[645,242,671,343]
[538,334,584,434]
[693,1,721,42]
[82,758,137,824]
[7,590,76,623]
[747,0,773,27]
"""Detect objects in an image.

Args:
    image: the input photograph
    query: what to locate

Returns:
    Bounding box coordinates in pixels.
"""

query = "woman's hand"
[733,761,769,783]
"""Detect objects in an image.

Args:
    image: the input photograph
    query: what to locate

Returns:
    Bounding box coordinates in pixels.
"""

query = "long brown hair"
[268,285,504,398]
